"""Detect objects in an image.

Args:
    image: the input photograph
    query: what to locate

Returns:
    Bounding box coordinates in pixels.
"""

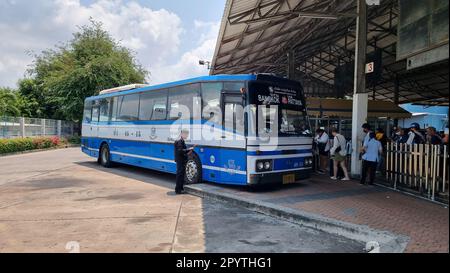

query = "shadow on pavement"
[75,161,176,190]
[75,160,307,194]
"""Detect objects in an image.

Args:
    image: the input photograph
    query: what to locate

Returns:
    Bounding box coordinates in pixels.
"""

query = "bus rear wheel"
[99,144,113,168]
[185,154,202,184]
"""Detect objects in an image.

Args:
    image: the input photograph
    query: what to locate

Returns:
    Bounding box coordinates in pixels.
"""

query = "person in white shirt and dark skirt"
[314,128,330,174]
[360,132,383,185]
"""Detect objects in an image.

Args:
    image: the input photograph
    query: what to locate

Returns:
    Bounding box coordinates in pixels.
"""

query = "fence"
[0,116,77,139]
[386,143,449,202]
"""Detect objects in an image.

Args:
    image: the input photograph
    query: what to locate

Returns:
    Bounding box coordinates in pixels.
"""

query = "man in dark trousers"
[174,129,194,194]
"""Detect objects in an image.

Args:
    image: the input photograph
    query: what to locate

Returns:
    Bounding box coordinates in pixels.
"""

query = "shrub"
[50,136,60,146]
[67,135,81,144]
[0,136,63,154]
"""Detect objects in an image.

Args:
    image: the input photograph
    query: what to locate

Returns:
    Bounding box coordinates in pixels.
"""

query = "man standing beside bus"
[174,129,194,194]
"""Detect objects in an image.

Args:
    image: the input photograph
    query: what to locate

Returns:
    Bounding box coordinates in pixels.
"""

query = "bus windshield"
[248,80,311,137]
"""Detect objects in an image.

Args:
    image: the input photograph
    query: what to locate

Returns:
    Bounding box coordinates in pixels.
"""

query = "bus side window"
[83,101,92,123]
[116,94,139,121]
[224,82,244,92]
[223,95,244,134]
[91,101,100,123]
[152,90,168,120]
[110,96,118,122]
[139,89,168,121]
[168,84,200,120]
[201,82,222,124]
[99,98,110,122]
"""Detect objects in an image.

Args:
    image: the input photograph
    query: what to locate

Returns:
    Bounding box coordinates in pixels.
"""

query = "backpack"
[413,132,425,144]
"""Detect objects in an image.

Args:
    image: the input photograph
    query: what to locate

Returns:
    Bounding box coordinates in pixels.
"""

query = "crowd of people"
[314,122,449,185]
[390,123,448,145]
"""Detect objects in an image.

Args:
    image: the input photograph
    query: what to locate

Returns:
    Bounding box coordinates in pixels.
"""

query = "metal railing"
[386,143,449,202]
[0,116,77,139]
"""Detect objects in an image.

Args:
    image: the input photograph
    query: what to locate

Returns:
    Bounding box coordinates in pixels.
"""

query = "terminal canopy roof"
[306,98,412,119]
[211,0,449,105]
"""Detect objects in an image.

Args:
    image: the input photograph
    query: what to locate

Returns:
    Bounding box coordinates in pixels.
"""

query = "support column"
[386,118,391,137]
[19,117,25,138]
[351,0,368,178]
[41,119,46,136]
[287,50,295,80]
[57,120,62,137]
[393,75,400,127]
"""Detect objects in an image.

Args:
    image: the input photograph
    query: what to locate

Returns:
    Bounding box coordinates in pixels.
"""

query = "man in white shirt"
[314,128,330,174]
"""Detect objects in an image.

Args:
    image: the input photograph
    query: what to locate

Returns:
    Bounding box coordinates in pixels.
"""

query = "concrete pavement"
[0,148,363,253]
[186,175,449,253]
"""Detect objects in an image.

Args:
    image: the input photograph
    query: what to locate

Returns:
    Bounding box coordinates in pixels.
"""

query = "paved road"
[0,148,363,253]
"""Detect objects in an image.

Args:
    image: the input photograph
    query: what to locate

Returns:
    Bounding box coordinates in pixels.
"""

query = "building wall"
[401,114,448,132]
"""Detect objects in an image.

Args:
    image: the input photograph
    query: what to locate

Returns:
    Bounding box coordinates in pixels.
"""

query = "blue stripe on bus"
[273,157,310,171]
[81,137,312,184]
[87,74,257,100]
[81,137,248,185]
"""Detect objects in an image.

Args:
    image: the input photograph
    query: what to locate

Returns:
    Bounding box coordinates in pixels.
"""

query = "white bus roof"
[99,84,149,95]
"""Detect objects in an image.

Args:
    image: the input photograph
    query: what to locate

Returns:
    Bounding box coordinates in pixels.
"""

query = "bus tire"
[99,143,113,168]
[185,154,202,184]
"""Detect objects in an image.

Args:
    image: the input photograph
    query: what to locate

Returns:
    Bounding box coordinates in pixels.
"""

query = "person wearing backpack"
[330,128,350,181]
[406,123,425,145]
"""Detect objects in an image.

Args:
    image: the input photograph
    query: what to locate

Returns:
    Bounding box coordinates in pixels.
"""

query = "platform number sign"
[366,62,375,74]
[366,0,380,6]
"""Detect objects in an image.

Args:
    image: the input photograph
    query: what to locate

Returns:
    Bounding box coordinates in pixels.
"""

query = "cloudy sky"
[0,0,226,88]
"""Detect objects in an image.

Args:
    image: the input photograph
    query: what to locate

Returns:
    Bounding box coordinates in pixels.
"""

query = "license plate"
[283,174,296,184]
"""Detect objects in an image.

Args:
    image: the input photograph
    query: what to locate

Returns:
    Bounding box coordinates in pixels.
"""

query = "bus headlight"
[257,162,264,171]
[304,157,313,167]
[256,160,273,172]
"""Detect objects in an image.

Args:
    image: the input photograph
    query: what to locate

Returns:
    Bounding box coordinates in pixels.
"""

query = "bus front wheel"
[99,143,113,168]
[185,154,202,184]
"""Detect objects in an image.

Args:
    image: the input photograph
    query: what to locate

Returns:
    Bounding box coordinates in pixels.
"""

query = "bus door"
[221,92,246,180]
[90,101,100,154]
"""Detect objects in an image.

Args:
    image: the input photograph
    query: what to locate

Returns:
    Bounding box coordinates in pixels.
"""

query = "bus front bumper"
[248,169,312,185]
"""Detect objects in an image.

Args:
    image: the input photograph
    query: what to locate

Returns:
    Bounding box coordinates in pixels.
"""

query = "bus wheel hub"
[102,148,108,163]
[186,161,197,181]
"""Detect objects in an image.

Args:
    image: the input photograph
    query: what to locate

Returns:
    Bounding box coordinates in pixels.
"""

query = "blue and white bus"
[81,74,313,186]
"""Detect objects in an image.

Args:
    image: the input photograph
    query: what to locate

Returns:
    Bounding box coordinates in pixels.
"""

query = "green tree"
[0,87,27,117]
[0,86,39,118]
[17,79,45,118]
[25,19,148,122]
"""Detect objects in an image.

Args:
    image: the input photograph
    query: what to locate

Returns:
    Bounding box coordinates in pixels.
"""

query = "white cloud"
[0,0,184,87]
[150,20,220,85]
[0,0,221,89]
